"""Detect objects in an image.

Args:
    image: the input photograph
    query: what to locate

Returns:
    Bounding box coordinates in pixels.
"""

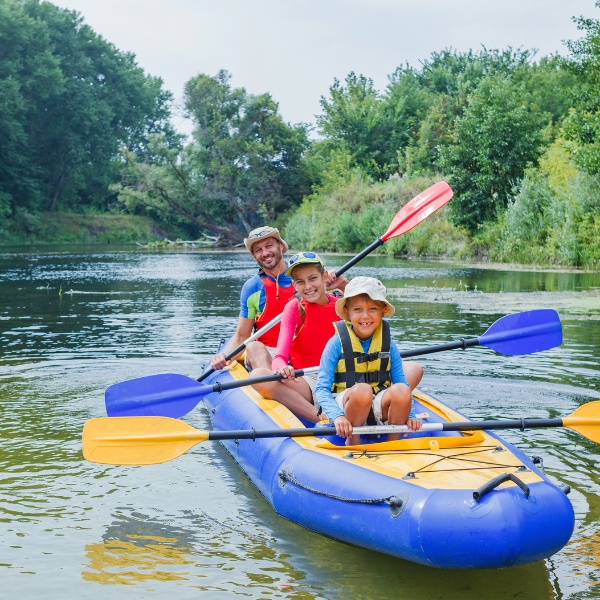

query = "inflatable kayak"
[202,361,574,569]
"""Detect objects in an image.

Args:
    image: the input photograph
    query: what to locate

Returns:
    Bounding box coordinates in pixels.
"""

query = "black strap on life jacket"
[333,321,391,388]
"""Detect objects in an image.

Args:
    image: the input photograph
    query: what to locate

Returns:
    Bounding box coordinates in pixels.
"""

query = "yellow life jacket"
[331,320,392,394]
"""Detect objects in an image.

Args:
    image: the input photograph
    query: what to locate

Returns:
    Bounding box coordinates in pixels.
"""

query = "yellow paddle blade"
[563,401,600,444]
[82,416,208,466]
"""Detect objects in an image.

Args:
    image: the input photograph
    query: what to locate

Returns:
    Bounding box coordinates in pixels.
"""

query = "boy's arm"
[390,342,416,419]
[315,336,344,422]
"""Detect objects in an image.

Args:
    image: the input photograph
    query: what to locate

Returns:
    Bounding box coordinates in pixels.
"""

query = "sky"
[53,0,597,133]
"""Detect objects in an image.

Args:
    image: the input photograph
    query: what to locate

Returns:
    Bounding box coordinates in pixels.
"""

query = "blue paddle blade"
[479,309,562,356]
[105,373,212,418]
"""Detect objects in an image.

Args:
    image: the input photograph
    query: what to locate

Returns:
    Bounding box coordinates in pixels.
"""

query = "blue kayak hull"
[202,366,574,569]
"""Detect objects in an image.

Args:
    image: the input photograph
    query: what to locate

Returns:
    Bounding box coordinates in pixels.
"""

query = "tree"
[440,75,547,231]
[0,0,174,218]
[317,73,402,180]
[115,71,312,243]
[563,1,600,173]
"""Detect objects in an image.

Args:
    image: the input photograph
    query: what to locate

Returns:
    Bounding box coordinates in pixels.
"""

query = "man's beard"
[257,248,283,271]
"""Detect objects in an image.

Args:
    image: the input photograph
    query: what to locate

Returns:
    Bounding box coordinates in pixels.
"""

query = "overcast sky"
[53,0,597,133]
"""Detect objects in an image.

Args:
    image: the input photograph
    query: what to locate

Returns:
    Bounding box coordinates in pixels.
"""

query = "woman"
[251,252,343,422]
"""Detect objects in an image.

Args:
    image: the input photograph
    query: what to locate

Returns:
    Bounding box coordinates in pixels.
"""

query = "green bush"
[476,141,600,267]
[284,174,470,258]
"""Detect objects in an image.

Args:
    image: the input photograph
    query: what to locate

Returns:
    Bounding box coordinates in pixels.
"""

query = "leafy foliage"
[439,75,548,231]
[0,0,174,217]
[563,0,600,174]
[115,71,311,243]
[477,141,600,267]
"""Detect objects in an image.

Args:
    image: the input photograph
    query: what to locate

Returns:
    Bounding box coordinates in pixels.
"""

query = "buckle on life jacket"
[356,351,391,364]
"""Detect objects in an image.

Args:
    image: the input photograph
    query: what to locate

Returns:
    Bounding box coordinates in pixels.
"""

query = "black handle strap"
[473,472,530,503]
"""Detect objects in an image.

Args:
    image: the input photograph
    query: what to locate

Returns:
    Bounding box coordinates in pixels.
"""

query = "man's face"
[251,237,284,270]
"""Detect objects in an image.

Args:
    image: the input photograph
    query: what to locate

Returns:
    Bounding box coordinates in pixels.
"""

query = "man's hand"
[334,415,353,438]
[276,365,298,382]
[324,270,349,292]
[210,352,230,371]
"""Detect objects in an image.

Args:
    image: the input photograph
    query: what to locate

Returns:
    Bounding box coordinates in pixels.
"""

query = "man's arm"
[324,270,349,292]
[210,317,255,370]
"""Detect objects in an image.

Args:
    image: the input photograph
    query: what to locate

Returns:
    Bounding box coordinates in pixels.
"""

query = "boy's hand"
[276,365,298,381]
[334,415,353,438]
[211,352,230,370]
[406,418,422,432]
[324,270,349,292]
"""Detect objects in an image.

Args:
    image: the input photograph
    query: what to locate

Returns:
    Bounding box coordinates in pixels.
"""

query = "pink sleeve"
[271,300,302,371]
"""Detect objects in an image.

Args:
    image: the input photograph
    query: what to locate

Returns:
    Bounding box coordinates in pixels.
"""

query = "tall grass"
[476,141,600,268]
[284,174,470,258]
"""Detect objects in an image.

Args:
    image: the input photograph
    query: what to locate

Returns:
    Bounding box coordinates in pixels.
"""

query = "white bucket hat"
[335,276,395,319]
[244,226,289,254]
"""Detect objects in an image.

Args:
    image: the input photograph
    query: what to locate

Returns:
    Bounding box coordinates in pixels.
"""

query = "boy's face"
[344,295,386,340]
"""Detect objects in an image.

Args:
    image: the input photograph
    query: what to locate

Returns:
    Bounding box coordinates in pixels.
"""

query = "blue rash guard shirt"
[239,268,294,320]
[315,326,415,423]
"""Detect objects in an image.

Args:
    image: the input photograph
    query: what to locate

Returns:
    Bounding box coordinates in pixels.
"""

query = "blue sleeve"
[239,275,264,319]
[390,341,415,419]
[315,336,344,422]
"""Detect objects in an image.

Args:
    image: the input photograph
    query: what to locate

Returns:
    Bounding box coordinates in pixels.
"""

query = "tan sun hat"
[244,226,289,254]
[335,276,395,319]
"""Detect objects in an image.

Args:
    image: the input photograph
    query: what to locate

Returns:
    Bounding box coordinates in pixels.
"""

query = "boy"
[314,276,423,445]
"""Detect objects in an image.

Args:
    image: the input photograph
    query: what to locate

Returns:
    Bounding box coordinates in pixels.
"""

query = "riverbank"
[0,213,183,245]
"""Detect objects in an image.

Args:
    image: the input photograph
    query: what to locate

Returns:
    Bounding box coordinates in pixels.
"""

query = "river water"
[1,247,600,599]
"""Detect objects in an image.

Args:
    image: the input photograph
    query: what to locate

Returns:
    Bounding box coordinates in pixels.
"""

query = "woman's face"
[292,265,325,303]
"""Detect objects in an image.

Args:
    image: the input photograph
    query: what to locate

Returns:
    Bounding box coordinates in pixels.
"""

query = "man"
[210,226,346,373]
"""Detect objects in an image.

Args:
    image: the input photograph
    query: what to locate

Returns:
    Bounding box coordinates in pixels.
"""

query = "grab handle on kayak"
[473,472,530,503]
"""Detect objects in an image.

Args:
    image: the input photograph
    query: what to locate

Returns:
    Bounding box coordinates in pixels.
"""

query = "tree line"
[3,0,600,264]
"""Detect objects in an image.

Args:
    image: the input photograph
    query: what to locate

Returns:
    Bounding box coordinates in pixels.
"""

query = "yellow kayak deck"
[225,361,543,491]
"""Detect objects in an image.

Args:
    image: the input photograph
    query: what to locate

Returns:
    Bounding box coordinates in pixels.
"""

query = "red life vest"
[289,295,340,369]
[254,272,296,347]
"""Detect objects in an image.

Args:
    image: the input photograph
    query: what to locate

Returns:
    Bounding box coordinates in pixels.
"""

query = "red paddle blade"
[381,181,453,242]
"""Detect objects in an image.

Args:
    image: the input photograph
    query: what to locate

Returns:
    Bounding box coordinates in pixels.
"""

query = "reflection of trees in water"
[82,513,196,585]
[80,510,319,594]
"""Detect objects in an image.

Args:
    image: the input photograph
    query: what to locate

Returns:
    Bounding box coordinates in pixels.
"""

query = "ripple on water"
[1,250,600,598]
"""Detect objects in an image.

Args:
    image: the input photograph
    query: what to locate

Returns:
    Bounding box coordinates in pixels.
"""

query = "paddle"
[196,180,454,383]
[84,401,600,465]
[105,309,562,418]
[400,308,562,358]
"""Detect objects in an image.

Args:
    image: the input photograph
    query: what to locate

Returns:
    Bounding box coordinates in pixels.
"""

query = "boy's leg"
[245,341,273,371]
[342,383,374,446]
[250,368,320,423]
[378,383,412,441]
[402,361,423,390]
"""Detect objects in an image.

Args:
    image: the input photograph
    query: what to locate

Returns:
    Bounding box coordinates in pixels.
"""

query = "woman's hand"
[276,365,298,382]
[334,415,353,438]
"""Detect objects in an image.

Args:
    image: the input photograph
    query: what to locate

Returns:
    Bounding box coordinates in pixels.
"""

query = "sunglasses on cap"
[288,252,321,265]
[248,228,275,239]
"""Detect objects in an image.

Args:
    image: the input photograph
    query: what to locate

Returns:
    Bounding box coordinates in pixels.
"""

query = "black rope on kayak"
[277,467,406,517]
[410,447,524,476]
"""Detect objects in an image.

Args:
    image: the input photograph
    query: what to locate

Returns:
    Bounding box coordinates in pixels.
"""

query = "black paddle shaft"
[334,238,384,277]
[400,337,480,358]
[211,369,313,393]
[205,418,566,442]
